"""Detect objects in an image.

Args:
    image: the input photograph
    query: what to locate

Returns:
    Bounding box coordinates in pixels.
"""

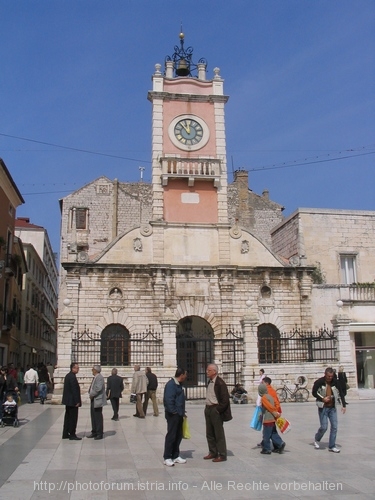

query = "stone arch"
[258,308,284,330]
[174,298,220,334]
[97,309,135,333]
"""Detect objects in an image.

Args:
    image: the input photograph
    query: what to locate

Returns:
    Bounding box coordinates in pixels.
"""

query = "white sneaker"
[314,441,320,449]
[173,456,187,464]
[329,447,340,453]
[164,459,175,467]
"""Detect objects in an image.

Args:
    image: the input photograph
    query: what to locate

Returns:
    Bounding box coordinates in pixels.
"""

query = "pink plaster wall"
[163,100,217,156]
[164,179,218,223]
[164,79,212,95]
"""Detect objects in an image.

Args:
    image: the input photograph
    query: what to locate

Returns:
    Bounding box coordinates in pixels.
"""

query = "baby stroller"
[0,393,19,427]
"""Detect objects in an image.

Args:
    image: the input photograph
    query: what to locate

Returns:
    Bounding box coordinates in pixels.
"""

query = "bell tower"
[148,32,229,225]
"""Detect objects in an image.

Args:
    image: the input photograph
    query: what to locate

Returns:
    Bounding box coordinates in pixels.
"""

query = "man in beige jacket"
[131,365,148,418]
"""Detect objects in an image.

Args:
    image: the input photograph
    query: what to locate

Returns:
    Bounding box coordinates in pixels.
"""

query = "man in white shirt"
[24,366,39,404]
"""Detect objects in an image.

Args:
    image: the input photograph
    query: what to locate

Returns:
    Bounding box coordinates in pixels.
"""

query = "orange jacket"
[266,385,282,414]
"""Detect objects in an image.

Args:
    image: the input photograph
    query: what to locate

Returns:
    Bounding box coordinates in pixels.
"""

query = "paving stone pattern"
[0,399,374,499]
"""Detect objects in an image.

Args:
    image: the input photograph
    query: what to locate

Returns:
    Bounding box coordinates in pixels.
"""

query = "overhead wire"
[1,132,373,196]
[0,132,152,164]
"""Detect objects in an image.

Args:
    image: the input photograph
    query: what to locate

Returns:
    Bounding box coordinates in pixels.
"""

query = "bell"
[176,58,189,76]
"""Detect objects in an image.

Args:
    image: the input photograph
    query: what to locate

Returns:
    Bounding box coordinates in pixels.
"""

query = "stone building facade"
[0,158,25,367]
[15,217,58,367]
[54,35,361,402]
[271,208,375,389]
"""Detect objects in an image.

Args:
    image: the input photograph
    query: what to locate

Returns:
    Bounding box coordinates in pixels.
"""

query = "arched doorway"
[101,324,130,366]
[258,323,281,363]
[176,316,214,390]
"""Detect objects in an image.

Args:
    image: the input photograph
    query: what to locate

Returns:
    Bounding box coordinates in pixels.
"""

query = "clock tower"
[148,33,229,225]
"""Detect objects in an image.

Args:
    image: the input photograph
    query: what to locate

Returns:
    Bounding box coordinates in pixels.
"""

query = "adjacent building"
[272,208,375,389]
[0,158,26,367]
[15,218,58,367]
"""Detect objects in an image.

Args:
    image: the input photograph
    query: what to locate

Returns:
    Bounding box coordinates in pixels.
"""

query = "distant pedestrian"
[8,363,17,380]
[337,366,349,402]
[163,367,187,467]
[256,368,266,407]
[3,367,19,398]
[38,364,50,404]
[62,363,82,440]
[87,365,106,440]
[0,367,7,421]
[0,367,6,400]
[24,366,38,403]
[143,367,159,416]
[312,367,346,453]
[204,363,232,463]
[106,368,124,421]
[47,362,55,392]
[131,365,148,418]
[16,365,24,391]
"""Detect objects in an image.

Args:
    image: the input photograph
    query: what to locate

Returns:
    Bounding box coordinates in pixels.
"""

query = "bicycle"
[276,379,309,403]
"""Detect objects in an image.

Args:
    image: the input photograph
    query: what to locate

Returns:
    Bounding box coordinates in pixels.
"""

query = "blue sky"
[1,1,374,254]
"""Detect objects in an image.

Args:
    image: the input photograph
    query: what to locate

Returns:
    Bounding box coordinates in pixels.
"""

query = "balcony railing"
[160,157,221,187]
[335,285,375,303]
[348,285,375,302]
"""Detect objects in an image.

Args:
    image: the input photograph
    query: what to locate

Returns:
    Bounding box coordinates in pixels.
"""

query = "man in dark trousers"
[163,367,187,467]
[143,367,159,416]
[87,365,107,440]
[62,363,82,440]
[106,367,124,421]
[204,363,232,462]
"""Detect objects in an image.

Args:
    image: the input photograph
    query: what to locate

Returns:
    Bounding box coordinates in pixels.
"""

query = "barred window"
[258,323,281,364]
[101,324,130,366]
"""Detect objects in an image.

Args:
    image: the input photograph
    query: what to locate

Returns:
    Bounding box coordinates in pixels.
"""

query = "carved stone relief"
[133,237,143,252]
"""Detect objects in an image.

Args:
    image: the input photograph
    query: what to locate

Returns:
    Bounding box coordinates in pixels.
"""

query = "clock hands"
[173,117,205,148]
[180,121,191,134]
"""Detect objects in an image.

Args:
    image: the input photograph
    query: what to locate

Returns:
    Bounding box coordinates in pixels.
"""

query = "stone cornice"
[61,262,309,275]
[147,91,229,104]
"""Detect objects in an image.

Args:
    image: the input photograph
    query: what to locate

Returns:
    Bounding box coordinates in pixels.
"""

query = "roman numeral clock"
[169,115,210,150]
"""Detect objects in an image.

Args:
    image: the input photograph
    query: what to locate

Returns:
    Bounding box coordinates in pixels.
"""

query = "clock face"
[168,115,210,151]
[174,118,203,146]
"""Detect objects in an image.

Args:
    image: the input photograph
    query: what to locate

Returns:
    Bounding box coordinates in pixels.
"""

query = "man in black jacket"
[106,368,124,421]
[62,363,82,440]
[163,367,187,467]
[204,363,232,462]
[312,367,346,453]
[143,367,159,416]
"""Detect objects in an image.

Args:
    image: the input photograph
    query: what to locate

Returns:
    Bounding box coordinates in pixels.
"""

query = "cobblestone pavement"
[0,397,374,499]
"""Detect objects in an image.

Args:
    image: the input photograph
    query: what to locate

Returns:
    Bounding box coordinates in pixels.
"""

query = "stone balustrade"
[160,156,221,186]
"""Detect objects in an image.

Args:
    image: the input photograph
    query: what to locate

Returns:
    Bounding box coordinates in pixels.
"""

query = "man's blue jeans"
[315,407,338,449]
[39,383,47,402]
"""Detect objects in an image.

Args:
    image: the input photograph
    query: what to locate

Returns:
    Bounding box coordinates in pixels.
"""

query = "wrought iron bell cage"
[165,32,207,78]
